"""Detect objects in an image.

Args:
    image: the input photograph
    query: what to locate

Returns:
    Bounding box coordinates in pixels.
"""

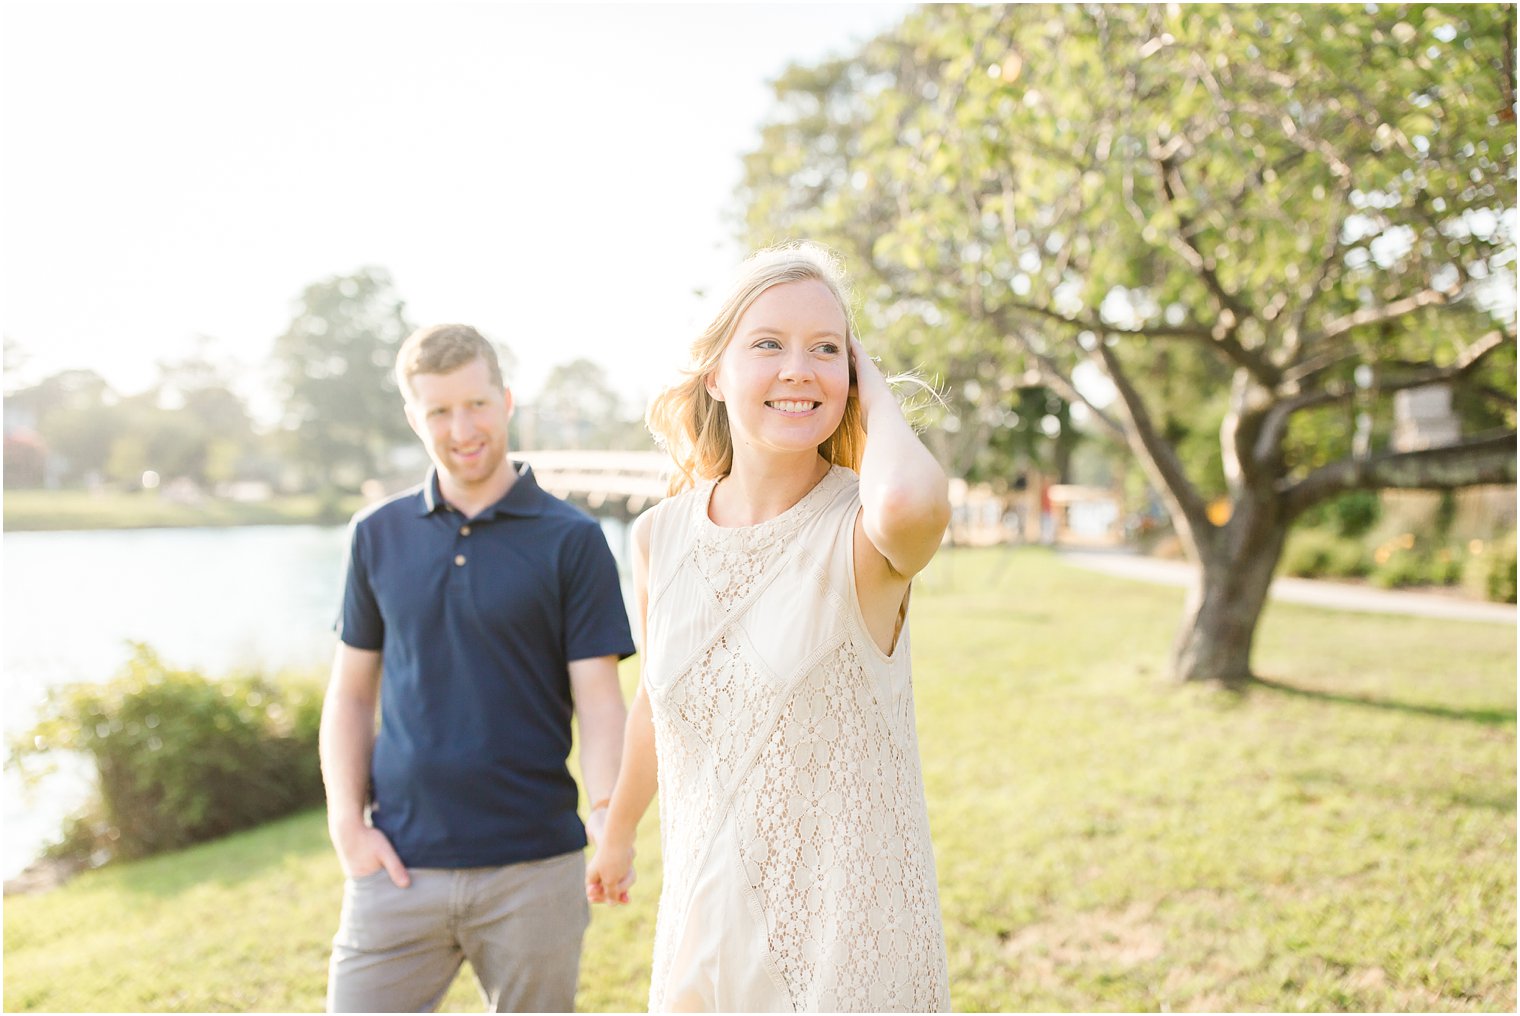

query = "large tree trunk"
[1170,501,1288,686]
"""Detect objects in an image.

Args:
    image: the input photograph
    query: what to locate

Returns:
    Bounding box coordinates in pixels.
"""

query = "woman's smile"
[766,399,822,415]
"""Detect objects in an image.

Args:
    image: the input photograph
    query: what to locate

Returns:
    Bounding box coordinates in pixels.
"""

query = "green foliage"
[1473,533,1518,603]
[1369,536,1466,589]
[271,267,418,490]
[741,3,1516,474]
[1370,548,1451,589]
[740,2,1516,681]
[6,341,268,492]
[10,645,325,862]
[1296,490,1384,538]
[1330,490,1384,538]
[1280,528,1373,579]
[525,358,654,452]
[4,369,117,484]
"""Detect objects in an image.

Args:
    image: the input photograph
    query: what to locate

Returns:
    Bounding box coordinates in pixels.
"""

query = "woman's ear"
[704,374,724,402]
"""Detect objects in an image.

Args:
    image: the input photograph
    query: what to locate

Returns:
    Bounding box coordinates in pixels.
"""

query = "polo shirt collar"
[417,460,547,518]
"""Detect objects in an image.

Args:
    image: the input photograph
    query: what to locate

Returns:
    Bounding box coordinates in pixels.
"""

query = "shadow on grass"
[1250,675,1517,726]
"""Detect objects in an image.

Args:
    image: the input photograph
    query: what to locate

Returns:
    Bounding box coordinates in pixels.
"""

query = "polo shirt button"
[454,554,467,566]
[460,525,472,536]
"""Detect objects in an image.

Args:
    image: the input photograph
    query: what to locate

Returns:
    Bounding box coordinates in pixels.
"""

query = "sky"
[1,1,913,421]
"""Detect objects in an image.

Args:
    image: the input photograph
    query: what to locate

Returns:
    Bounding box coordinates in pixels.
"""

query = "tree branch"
[1001,297,1224,343]
[1281,431,1518,518]
[1153,151,1257,328]
[1307,285,1461,347]
[1387,329,1515,387]
[1026,345,1127,445]
[1141,148,1282,385]
[984,305,1127,443]
[1281,177,1356,365]
[1255,329,1514,465]
[1091,336,1215,541]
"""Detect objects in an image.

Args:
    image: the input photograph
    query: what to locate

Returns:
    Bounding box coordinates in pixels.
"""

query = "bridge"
[520,449,672,519]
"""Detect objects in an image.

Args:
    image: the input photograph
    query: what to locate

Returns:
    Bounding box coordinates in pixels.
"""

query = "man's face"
[404,356,513,493]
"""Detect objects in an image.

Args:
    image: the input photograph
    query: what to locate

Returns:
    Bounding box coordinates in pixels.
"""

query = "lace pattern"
[734,638,948,1011]
[643,467,949,1012]
[689,469,843,611]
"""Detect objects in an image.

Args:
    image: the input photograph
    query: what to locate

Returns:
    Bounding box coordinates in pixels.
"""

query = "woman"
[585,243,952,1012]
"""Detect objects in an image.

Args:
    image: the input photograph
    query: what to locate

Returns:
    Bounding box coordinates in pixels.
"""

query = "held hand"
[333,820,411,888]
[585,839,637,906]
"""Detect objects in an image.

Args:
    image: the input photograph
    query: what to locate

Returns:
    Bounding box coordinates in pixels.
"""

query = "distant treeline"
[2,268,651,496]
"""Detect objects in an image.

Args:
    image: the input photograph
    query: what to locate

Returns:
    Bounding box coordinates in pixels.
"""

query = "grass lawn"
[3,548,1514,1012]
[2,489,364,532]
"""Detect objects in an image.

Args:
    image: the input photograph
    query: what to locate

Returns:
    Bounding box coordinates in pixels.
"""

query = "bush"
[1475,535,1518,604]
[1280,528,1371,579]
[1329,490,1382,538]
[1297,490,1382,538]
[1429,547,1464,587]
[9,644,325,863]
[1369,546,1465,589]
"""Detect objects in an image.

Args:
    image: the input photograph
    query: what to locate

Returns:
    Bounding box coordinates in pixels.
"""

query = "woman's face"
[708,279,852,461]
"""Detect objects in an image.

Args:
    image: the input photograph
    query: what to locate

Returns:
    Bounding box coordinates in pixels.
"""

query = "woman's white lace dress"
[641,465,951,1012]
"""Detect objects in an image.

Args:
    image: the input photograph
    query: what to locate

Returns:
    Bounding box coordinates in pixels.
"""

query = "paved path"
[1059,549,1517,625]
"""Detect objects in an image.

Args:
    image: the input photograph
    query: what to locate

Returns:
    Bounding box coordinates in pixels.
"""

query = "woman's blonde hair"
[646,242,865,494]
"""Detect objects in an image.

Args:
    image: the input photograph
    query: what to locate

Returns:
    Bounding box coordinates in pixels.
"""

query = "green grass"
[2,489,364,532]
[4,548,1514,1011]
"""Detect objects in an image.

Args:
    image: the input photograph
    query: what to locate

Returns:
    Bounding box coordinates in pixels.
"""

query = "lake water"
[1,519,629,878]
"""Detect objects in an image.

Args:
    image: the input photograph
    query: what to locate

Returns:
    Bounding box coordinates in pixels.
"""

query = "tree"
[151,338,259,486]
[524,357,652,451]
[741,3,1517,685]
[101,392,213,488]
[7,353,263,490]
[10,369,119,485]
[272,267,415,490]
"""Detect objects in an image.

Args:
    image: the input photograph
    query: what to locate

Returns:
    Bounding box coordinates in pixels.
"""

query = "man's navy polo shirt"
[337,461,635,869]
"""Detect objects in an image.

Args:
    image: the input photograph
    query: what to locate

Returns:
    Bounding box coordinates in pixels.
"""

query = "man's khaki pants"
[327,850,589,1013]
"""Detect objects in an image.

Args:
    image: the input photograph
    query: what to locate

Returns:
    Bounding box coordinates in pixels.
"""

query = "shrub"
[1280,528,1371,579]
[1369,553,1419,589]
[1329,490,1382,538]
[1297,490,1383,538]
[1428,547,1464,587]
[9,644,325,864]
[1477,535,1518,604]
[1369,547,1459,589]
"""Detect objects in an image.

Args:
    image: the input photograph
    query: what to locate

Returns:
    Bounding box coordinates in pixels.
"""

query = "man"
[321,323,634,1012]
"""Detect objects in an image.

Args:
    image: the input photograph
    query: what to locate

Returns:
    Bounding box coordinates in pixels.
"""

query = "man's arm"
[319,642,410,887]
[569,655,627,847]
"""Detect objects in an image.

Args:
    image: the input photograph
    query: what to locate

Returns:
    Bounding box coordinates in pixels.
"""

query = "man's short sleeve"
[560,521,636,662]
[336,519,384,650]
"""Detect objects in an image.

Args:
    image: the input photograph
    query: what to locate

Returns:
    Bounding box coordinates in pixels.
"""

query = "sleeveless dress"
[641,465,951,1012]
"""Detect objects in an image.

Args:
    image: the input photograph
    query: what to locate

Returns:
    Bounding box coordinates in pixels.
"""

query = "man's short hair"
[395,324,505,400]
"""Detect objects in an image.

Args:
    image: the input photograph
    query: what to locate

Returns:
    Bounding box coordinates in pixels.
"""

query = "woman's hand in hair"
[849,337,895,427]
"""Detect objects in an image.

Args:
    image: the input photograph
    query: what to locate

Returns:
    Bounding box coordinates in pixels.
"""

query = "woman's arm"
[585,682,657,904]
[853,337,952,581]
[585,507,659,905]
